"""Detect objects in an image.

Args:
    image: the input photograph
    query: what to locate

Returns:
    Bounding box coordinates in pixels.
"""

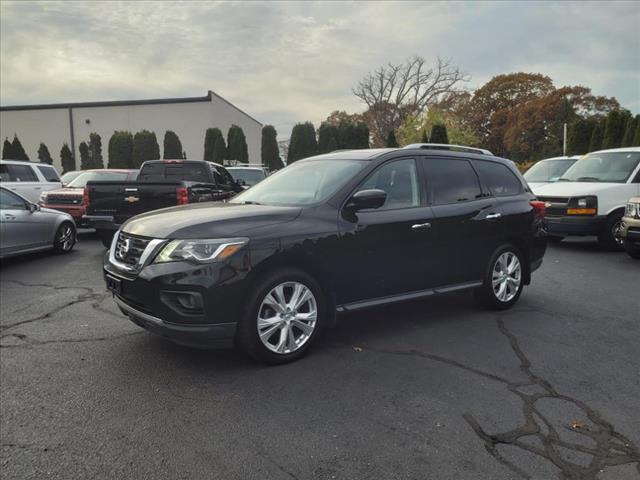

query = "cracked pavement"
[1,232,639,479]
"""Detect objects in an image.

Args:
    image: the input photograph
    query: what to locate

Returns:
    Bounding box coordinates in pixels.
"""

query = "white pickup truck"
[532,147,640,250]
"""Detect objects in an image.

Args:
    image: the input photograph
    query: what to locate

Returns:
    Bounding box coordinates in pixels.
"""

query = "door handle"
[485,213,502,220]
[412,222,431,231]
[4,214,16,220]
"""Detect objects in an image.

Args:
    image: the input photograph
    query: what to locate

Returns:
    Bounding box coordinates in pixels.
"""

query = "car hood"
[40,206,73,218]
[533,181,625,197]
[46,187,83,196]
[122,202,302,239]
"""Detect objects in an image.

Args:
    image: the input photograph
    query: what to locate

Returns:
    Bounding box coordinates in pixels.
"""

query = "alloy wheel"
[58,225,74,251]
[257,281,317,354]
[492,252,521,303]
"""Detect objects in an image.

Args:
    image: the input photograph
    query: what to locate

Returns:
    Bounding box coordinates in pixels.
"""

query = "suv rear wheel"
[237,268,326,364]
[475,245,524,310]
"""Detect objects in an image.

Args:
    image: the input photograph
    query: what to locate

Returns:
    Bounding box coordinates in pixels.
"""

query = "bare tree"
[353,56,469,146]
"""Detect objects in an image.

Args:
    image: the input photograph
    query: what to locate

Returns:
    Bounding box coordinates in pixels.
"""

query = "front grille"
[47,195,82,205]
[538,196,569,217]
[113,232,151,267]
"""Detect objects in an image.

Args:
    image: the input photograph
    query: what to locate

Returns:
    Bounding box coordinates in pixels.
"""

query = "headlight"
[39,192,48,204]
[153,238,248,264]
[567,196,597,215]
[626,202,640,219]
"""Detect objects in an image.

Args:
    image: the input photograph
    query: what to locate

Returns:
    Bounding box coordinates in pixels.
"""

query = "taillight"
[176,187,189,205]
[83,187,90,207]
[530,200,545,218]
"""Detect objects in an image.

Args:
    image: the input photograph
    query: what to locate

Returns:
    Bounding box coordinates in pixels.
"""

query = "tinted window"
[6,164,38,182]
[357,158,420,210]
[0,165,9,182]
[476,161,522,197]
[138,162,209,182]
[424,158,482,205]
[0,188,26,209]
[36,165,61,182]
[228,168,266,186]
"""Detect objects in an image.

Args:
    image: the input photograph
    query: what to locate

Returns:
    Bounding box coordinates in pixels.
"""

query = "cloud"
[1,1,639,138]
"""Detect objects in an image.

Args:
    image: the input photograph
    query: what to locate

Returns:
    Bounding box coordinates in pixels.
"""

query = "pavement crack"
[0,331,143,349]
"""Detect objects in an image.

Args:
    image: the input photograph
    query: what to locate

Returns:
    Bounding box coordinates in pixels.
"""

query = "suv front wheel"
[237,268,326,364]
[475,245,524,310]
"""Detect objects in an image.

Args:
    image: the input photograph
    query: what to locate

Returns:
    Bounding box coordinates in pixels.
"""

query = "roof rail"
[402,143,493,156]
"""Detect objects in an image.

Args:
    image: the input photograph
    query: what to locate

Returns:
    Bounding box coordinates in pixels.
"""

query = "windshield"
[524,159,576,183]
[61,171,82,184]
[229,160,366,206]
[228,168,266,186]
[67,171,130,188]
[559,152,640,183]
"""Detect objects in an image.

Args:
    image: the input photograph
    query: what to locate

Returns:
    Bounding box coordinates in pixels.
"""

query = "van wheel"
[625,241,640,259]
[98,230,115,249]
[475,245,524,310]
[237,268,326,364]
[53,222,76,254]
[598,212,624,251]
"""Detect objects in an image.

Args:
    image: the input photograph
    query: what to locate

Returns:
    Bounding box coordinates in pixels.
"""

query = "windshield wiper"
[576,176,601,182]
[556,178,572,182]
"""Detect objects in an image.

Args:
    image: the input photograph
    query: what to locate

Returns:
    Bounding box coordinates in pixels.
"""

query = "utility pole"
[563,123,567,156]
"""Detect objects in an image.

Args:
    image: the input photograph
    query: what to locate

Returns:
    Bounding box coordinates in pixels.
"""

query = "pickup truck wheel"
[53,222,76,254]
[237,268,326,364]
[625,240,640,259]
[98,230,115,249]
[597,212,625,251]
[475,245,524,310]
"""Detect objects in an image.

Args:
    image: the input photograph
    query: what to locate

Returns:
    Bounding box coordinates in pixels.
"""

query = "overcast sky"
[1,1,639,139]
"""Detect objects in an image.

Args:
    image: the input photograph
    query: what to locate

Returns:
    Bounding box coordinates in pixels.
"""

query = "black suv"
[103,145,547,363]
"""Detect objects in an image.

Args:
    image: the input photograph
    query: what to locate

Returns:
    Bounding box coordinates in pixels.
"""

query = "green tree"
[567,118,595,155]
[108,131,134,168]
[79,141,90,170]
[89,133,103,168]
[602,110,630,149]
[288,122,318,163]
[386,130,399,147]
[588,120,605,152]
[621,115,638,148]
[60,143,75,173]
[421,130,429,143]
[227,125,248,163]
[203,128,225,163]
[163,130,183,159]
[2,138,14,159]
[318,123,339,153]
[132,130,160,168]
[37,143,53,164]
[261,125,283,171]
[634,117,640,147]
[430,123,449,144]
[11,134,29,161]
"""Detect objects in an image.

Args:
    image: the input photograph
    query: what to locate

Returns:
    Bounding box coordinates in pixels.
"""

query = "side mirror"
[346,189,387,211]
[29,203,40,213]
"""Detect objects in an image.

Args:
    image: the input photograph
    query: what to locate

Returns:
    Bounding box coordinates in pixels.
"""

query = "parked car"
[535,147,640,249]
[103,144,547,364]
[0,186,76,258]
[227,166,268,189]
[60,170,83,186]
[84,160,242,247]
[40,169,138,226]
[0,159,62,203]
[621,196,640,259]
[523,156,580,192]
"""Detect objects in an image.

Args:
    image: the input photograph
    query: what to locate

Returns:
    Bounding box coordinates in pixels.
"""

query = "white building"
[0,90,262,170]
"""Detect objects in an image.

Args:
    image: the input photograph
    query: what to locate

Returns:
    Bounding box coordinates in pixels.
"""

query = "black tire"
[625,240,640,259]
[98,230,115,249]
[236,268,327,364]
[548,235,564,243]
[598,211,625,251]
[474,245,525,310]
[53,222,76,254]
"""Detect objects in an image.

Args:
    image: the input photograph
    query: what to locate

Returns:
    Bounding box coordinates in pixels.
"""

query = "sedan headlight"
[626,201,640,219]
[153,238,248,264]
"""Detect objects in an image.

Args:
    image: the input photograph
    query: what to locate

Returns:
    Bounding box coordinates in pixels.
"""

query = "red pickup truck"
[40,169,138,226]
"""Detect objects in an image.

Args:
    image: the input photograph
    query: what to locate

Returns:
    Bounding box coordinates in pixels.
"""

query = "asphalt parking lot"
[1,232,639,480]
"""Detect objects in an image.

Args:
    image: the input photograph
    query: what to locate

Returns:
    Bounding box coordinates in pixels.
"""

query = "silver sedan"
[0,186,76,259]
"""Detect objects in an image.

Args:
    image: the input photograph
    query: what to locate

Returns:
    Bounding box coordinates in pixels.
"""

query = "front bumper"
[104,249,250,349]
[544,215,606,237]
[621,216,640,246]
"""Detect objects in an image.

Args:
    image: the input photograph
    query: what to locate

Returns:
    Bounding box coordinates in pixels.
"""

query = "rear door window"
[475,160,522,197]
[423,158,483,205]
[36,165,61,182]
[7,164,38,182]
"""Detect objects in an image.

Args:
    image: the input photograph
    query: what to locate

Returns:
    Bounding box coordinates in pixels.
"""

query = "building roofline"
[0,90,262,126]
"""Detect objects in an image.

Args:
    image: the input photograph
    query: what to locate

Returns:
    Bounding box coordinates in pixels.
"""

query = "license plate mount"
[105,274,122,295]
